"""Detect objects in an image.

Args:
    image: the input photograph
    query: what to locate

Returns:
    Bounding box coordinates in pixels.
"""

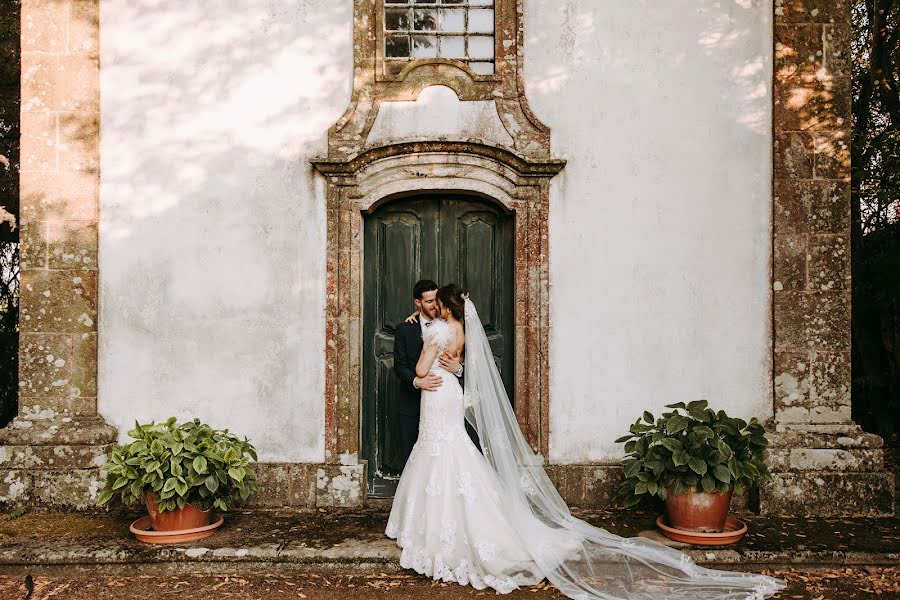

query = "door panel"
[442,199,515,394]
[378,213,427,330]
[376,357,404,474]
[363,195,513,497]
[461,216,496,325]
[363,200,439,497]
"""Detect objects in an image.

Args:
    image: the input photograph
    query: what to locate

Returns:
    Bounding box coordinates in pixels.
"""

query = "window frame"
[374,0,503,82]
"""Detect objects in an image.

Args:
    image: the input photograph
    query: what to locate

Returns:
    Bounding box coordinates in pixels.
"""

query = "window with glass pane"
[383,0,495,75]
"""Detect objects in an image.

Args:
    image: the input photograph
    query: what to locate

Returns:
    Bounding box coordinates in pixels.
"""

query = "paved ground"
[0,505,897,575]
[0,568,898,599]
[1,446,897,599]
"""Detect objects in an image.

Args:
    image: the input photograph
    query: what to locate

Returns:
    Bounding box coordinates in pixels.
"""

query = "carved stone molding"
[332,0,551,160]
[311,1,565,497]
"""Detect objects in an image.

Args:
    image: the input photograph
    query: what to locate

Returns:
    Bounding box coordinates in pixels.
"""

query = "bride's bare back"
[415,317,465,377]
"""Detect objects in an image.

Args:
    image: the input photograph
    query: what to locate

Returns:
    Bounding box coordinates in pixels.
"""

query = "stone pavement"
[0,504,896,577]
[2,569,900,600]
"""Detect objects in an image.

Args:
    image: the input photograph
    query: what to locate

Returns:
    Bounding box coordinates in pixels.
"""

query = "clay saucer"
[130,513,224,544]
[655,514,747,546]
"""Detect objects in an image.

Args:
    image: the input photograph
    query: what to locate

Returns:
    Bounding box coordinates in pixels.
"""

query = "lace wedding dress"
[386,317,577,593]
[386,301,787,600]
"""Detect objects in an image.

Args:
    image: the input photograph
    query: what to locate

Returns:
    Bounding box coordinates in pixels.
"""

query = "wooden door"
[362,195,514,497]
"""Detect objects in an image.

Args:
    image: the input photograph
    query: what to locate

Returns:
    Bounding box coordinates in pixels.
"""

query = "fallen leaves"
[771,566,900,598]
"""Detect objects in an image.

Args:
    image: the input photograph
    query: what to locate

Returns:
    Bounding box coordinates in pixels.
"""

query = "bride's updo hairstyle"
[437,283,466,322]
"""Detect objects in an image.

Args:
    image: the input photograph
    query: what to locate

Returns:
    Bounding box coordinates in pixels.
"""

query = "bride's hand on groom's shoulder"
[404,310,420,324]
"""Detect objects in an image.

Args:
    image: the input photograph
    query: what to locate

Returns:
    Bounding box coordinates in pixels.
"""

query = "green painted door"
[362,195,514,497]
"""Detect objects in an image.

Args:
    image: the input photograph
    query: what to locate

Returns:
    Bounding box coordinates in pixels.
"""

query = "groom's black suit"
[393,319,425,463]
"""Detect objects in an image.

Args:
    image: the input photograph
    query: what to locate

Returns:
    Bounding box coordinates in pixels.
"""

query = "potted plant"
[96,417,259,539]
[615,400,773,535]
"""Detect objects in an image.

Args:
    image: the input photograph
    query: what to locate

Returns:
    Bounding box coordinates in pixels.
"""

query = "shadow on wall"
[93,0,352,462]
[18,1,857,458]
[522,1,781,460]
[523,0,774,140]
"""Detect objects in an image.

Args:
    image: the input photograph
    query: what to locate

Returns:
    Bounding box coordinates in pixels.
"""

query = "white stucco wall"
[98,0,352,462]
[98,0,773,466]
[527,0,774,462]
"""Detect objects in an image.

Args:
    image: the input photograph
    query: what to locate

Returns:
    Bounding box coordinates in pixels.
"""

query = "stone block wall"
[0,0,116,510]
[761,0,894,516]
[245,460,367,510]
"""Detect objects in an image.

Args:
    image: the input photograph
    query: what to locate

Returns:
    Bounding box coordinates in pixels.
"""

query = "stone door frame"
[312,142,564,467]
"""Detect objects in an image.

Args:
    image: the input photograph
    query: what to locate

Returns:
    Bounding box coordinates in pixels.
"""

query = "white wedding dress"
[386,317,574,593]
[386,302,787,600]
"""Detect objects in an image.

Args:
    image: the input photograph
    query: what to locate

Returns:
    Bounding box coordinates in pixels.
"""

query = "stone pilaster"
[0,0,116,510]
[761,0,894,516]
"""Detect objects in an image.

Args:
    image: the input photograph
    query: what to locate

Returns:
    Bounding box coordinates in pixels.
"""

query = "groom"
[393,279,463,463]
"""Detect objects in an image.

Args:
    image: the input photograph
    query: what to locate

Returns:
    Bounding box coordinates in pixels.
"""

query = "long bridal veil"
[461,297,787,600]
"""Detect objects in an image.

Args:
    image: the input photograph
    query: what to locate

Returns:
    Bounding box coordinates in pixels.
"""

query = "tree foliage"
[0,242,17,428]
[852,0,900,438]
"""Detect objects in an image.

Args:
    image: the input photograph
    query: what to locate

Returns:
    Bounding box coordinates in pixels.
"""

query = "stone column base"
[0,415,118,510]
[760,426,895,517]
[0,418,369,512]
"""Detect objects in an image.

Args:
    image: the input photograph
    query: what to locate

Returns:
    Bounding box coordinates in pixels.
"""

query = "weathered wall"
[98,0,352,462]
[98,0,774,465]
[526,0,775,461]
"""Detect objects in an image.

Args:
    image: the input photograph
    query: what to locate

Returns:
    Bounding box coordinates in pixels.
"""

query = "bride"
[386,283,787,600]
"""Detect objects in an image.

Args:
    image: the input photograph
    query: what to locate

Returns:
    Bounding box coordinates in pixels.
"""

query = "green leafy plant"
[96,417,259,513]
[615,400,773,508]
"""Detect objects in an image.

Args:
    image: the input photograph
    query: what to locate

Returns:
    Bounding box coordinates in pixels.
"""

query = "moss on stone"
[0,509,129,544]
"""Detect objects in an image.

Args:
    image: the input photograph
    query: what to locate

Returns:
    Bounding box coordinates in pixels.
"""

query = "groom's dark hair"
[413,279,438,300]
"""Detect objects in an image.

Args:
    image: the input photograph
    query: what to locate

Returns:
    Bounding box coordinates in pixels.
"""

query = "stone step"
[766,428,886,449]
[761,471,895,517]
[0,468,109,510]
[0,508,897,577]
[0,416,118,446]
[0,444,113,470]
[764,447,884,471]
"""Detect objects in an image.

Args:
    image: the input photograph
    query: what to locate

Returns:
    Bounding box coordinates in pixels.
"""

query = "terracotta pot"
[144,491,212,532]
[664,485,732,532]
[131,513,224,544]
[656,515,747,545]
